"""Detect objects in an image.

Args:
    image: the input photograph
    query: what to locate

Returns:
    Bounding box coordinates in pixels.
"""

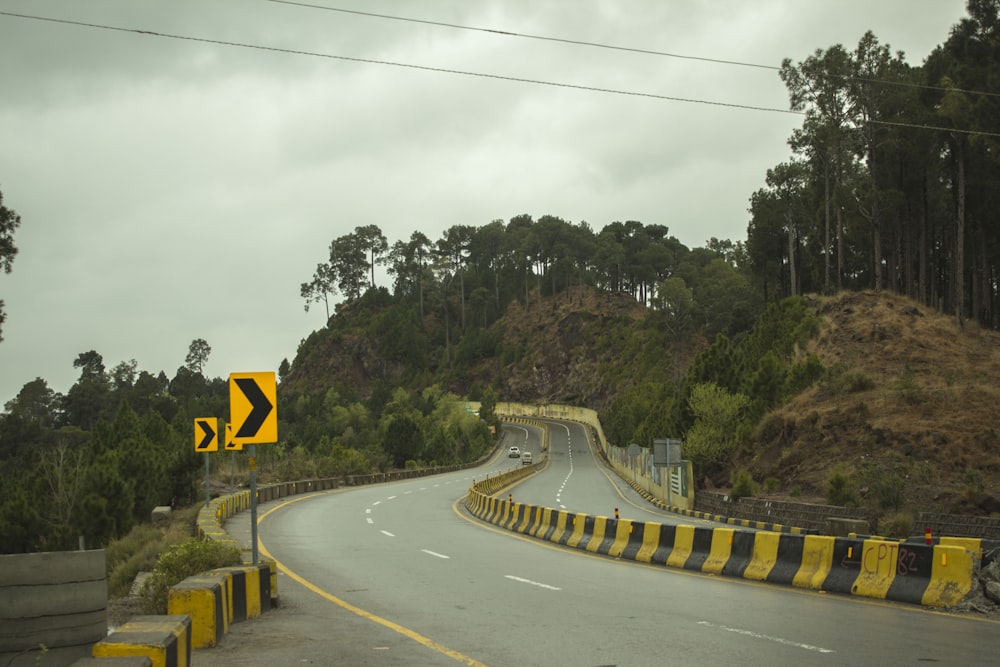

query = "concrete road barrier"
[167,575,228,649]
[91,615,191,667]
[464,469,978,609]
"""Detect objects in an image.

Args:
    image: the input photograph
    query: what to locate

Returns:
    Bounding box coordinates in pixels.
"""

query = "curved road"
[204,422,1000,666]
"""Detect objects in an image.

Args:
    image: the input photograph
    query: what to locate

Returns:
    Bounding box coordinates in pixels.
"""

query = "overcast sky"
[0,0,970,407]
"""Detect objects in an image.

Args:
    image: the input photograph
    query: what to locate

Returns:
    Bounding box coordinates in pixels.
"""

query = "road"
[202,422,1000,666]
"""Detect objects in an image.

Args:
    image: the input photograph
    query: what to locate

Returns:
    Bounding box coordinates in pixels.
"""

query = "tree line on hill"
[301,5,1000,335]
[0,338,495,554]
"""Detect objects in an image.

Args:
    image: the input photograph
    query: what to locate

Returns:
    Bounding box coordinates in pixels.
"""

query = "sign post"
[223,423,242,496]
[194,418,220,507]
[653,438,682,509]
[229,372,277,565]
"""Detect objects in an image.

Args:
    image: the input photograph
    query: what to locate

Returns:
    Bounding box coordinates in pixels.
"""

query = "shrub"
[913,460,934,484]
[892,367,926,405]
[962,465,985,495]
[857,462,906,511]
[105,505,201,599]
[763,477,780,493]
[730,470,758,501]
[140,538,241,614]
[788,485,802,497]
[826,470,858,507]
[879,513,914,539]
[787,355,825,393]
[825,365,875,395]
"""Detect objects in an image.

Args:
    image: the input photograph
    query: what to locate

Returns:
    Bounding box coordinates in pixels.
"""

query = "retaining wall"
[915,512,1000,541]
[696,491,879,534]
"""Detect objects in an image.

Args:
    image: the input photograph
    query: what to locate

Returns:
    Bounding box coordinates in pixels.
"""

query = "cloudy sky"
[0,0,969,407]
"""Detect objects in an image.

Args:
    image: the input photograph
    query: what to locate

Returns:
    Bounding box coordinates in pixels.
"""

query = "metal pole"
[249,443,259,565]
[204,452,210,508]
[230,451,235,496]
[666,444,672,509]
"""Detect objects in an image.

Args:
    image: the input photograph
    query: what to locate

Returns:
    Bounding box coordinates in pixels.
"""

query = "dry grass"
[744,291,1000,518]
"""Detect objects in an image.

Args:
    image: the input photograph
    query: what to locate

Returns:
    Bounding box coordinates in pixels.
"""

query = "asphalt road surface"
[201,423,1000,666]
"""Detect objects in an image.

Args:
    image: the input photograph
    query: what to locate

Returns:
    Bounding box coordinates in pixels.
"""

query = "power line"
[0,10,801,116]
[2,9,998,139]
[266,0,1000,100]
[265,0,779,72]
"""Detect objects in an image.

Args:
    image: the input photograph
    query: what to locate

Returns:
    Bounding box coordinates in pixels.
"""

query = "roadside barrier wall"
[464,470,979,609]
[91,615,191,667]
[0,549,108,667]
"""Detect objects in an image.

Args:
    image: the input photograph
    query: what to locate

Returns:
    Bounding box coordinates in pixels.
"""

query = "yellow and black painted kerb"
[618,520,647,561]
[464,467,978,609]
[92,615,192,667]
[167,574,228,649]
[209,565,271,623]
[766,533,808,584]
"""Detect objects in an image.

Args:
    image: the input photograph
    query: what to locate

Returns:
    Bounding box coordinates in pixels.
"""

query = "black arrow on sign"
[196,419,216,450]
[234,377,273,438]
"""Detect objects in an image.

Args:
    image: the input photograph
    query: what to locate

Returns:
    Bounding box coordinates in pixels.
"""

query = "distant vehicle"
[508,446,520,458]
[520,451,533,465]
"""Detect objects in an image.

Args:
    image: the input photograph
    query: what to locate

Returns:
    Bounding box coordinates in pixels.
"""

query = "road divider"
[464,468,980,609]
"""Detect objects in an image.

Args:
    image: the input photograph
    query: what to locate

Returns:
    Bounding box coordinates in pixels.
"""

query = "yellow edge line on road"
[257,495,490,667]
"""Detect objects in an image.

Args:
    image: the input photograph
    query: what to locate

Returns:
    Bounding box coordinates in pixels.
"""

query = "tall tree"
[436,225,475,332]
[329,233,368,301]
[387,231,432,319]
[468,220,506,316]
[851,31,907,293]
[184,339,211,375]
[65,351,111,430]
[765,161,809,297]
[300,262,337,320]
[0,187,21,342]
[354,224,388,288]
[781,44,857,292]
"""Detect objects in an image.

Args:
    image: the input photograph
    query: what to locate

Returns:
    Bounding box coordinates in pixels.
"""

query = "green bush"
[787,355,825,393]
[825,366,875,395]
[788,485,802,497]
[826,470,858,507]
[879,513,914,539]
[730,470,758,501]
[140,538,241,613]
[857,462,906,511]
[763,477,780,493]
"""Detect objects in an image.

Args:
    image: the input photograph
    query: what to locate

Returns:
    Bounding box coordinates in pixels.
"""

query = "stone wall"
[696,491,879,534]
[916,512,1000,540]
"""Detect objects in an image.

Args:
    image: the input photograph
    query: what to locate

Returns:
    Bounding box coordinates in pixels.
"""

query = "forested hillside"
[3,3,999,554]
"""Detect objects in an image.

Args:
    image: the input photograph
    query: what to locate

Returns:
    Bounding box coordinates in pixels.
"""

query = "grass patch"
[105,505,200,599]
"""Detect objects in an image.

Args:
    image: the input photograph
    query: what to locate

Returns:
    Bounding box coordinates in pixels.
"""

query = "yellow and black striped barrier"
[464,476,978,608]
[91,615,191,667]
[167,574,228,649]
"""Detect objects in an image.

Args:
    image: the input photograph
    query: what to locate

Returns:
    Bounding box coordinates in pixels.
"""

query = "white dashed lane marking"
[697,622,834,655]
[505,575,561,591]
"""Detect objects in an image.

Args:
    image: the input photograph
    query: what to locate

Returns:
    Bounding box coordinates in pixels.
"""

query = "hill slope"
[745,291,1000,518]
[285,287,1000,520]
